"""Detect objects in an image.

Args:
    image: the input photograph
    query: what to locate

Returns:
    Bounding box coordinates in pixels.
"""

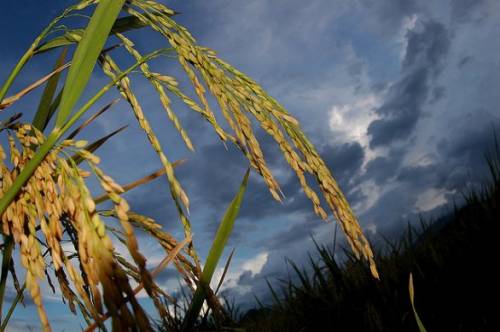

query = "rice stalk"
[116,33,194,151]
[0,0,97,102]
[0,62,70,111]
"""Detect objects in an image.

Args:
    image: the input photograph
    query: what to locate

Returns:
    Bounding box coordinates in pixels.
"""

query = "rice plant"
[0,1,377,330]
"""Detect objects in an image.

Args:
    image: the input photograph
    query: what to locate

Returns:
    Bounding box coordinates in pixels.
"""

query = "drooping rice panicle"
[89,162,171,320]
[121,0,377,275]
[115,33,194,151]
[97,53,201,267]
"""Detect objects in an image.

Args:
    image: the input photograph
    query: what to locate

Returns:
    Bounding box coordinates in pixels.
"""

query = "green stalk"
[181,169,250,331]
[0,283,25,332]
[0,50,36,102]
[409,273,428,332]
[55,0,126,127]
[0,4,83,102]
[0,237,14,322]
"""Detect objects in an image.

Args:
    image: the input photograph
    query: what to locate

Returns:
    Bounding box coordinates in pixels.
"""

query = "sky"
[1,0,500,330]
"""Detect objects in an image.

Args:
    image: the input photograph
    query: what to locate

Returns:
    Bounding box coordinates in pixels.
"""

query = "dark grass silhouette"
[235,137,499,332]
[158,134,499,331]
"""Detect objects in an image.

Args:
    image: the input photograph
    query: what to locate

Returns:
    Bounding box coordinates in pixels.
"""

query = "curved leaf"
[55,0,126,127]
[35,14,172,54]
[409,273,428,332]
[182,169,250,331]
[32,48,68,130]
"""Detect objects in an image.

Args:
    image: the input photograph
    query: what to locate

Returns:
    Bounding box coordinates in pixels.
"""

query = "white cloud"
[215,251,269,295]
[399,14,419,60]
[415,188,451,212]
[328,93,380,149]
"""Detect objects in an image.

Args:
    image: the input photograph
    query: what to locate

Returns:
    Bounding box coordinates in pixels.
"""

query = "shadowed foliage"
[234,138,499,332]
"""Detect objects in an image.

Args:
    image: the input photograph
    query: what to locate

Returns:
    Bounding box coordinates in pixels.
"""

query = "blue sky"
[1,0,500,330]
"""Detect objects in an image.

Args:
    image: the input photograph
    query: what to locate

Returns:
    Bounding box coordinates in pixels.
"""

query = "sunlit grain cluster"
[0,124,191,330]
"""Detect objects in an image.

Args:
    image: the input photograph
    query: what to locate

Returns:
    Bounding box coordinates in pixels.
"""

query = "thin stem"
[0,236,14,323]
[0,5,77,102]
[84,235,192,332]
[0,282,25,332]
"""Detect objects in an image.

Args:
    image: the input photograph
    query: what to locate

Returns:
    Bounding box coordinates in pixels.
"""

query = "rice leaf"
[0,62,69,111]
[32,48,68,130]
[0,283,26,332]
[55,0,126,127]
[32,87,64,132]
[181,169,250,331]
[66,98,120,139]
[409,273,428,332]
[35,14,173,54]
[215,248,235,295]
[0,113,22,132]
[94,159,186,205]
[69,125,127,165]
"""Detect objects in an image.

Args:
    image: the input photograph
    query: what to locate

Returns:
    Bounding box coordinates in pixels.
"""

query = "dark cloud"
[368,20,450,148]
[451,0,487,23]
[362,121,500,238]
[322,142,365,189]
[457,55,473,68]
[367,71,427,147]
[402,21,450,72]
[155,266,181,284]
[359,187,419,235]
[237,270,255,286]
[437,122,500,188]
[357,0,419,31]
[363,147,406,185]
[255,219,322,251]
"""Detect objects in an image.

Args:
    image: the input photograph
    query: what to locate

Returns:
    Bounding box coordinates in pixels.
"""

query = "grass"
[233,137,499,332]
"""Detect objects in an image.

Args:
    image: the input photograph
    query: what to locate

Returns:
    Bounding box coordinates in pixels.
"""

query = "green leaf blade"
[55,0,126,128]
[35,15,154,55]
[409,273,428,332]
[32,48,67,131]
[182,169,250,331]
